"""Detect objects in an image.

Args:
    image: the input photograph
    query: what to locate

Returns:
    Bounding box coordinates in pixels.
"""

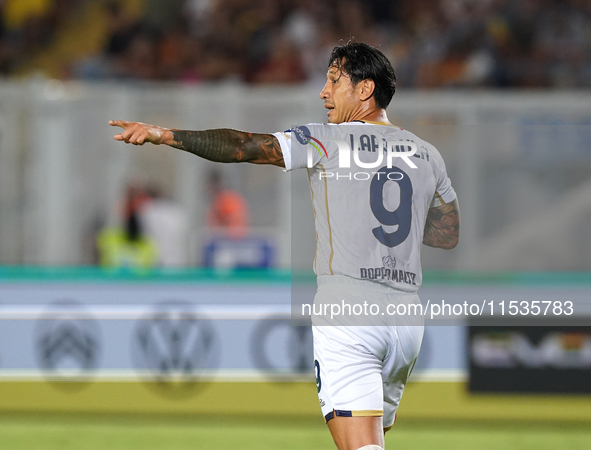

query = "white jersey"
[273,121,456,293]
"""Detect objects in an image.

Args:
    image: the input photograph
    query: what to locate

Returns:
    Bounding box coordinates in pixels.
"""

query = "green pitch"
[1,414,590,450]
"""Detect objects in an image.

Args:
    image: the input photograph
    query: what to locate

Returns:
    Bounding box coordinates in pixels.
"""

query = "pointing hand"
[109,120,173,146]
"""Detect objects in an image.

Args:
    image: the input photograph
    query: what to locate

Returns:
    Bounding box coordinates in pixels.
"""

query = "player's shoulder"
[279,123,326,143]
[284,123,326,134]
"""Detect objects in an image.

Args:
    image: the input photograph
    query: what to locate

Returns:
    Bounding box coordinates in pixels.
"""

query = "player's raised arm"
[109,120,284,167]
[423,198,460,249]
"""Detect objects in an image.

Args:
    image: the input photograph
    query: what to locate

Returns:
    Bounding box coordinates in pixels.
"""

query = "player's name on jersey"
[360,267,417,285]
[348,134,430,161]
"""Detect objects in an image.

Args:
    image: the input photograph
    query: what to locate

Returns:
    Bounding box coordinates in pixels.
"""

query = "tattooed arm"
[109,120,284,167]
[423,198,460,249]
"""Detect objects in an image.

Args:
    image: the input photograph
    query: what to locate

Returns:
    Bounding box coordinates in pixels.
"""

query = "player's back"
[277,121,456,292]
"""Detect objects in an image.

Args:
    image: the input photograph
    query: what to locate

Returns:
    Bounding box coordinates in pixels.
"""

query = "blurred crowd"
[2,0,591,88]
[94,173,252,270]
[95,181,189,269]
[0,0,78,74]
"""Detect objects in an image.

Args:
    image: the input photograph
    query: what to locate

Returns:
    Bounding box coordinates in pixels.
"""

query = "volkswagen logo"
[133,302,219,399]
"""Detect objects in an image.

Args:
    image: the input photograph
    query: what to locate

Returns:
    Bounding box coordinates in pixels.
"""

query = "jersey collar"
[353,120,398,127]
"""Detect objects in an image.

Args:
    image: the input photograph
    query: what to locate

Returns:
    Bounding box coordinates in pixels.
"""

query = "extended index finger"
[108,120,132,129]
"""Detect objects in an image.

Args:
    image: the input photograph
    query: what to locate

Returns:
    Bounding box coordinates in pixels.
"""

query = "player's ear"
[359,79,375,102]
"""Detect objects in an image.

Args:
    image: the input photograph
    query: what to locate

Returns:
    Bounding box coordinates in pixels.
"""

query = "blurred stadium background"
[0,0,590,449]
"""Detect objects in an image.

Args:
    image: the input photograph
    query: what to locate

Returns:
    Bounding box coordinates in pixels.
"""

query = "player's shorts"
[312,275,424,429]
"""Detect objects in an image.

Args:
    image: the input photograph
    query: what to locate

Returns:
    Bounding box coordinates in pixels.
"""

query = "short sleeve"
[272,124,325,171]
[428,144,457,207]
[271,131,292,171]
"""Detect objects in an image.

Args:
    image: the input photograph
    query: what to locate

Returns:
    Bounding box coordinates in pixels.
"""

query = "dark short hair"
[328,41,396,109]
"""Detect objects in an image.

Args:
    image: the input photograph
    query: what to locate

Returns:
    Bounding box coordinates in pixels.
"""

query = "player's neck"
[355,108,391,126]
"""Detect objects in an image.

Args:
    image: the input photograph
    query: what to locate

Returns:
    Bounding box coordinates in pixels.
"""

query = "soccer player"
[110,41,459,450]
